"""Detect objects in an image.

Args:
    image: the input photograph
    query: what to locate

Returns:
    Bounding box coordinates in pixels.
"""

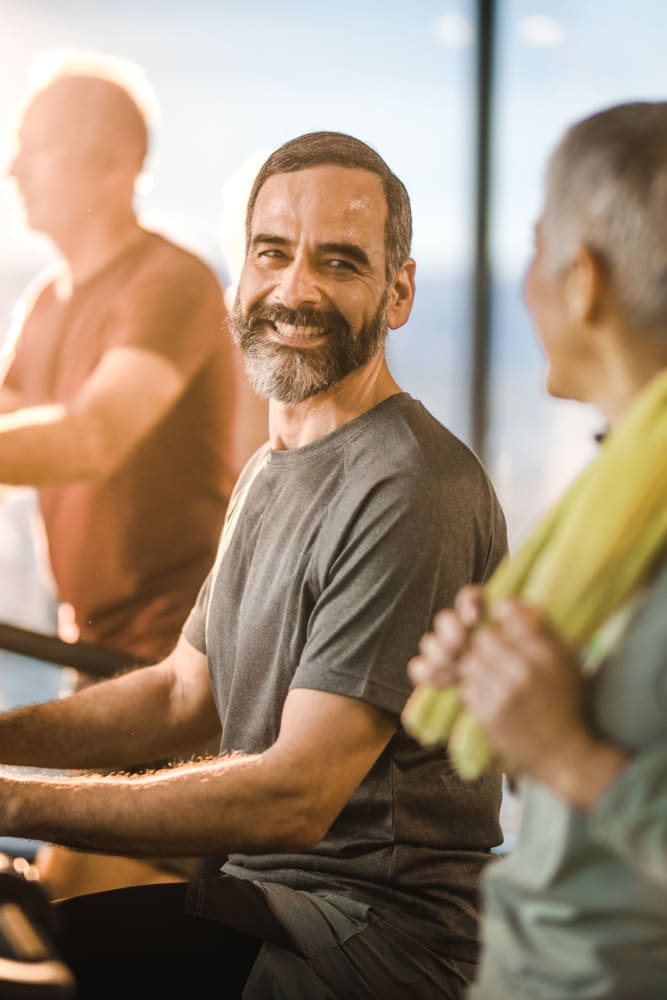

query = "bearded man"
[0,131,507,999]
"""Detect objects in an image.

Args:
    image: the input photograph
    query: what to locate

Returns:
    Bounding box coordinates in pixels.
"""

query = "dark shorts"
[189,876,476,999]
[57,877,475,999]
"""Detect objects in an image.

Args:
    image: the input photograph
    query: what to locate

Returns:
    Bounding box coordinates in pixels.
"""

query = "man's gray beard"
[230,293,389,404]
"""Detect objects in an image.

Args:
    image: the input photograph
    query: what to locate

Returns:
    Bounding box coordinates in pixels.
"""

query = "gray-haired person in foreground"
[411,102,667,1000]
[0,130,507,998]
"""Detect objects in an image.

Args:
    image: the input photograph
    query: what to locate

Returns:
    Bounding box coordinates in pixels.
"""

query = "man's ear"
[564,244,603,324]
[387,259,416,330]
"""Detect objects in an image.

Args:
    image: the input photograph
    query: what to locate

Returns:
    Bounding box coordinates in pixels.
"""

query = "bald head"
[23,74,148,171]
[8,70,151,242]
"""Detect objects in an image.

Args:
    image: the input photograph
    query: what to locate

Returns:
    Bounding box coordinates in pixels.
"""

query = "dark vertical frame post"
[471,0,496,456]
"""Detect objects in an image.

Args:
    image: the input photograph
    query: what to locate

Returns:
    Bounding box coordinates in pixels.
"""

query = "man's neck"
[588,340,667,428]
[268,356,402,450]
[56,210,143,286]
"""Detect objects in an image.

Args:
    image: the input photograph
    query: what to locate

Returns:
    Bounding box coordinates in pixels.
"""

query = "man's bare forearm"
[0,661,214,770]
[0,405,103,485]
[1,751,316,858]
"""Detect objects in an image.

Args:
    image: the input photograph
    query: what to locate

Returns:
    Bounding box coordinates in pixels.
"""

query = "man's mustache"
[244,303,350,339]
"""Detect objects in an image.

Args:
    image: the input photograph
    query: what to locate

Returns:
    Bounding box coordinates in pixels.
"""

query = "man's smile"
[267,320,329,347]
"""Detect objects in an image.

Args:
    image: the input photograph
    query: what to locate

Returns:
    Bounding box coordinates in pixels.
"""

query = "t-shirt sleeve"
[182,572,213,654]
[181,447,271,655]
[114,250,227,381]
[290,473,478,717]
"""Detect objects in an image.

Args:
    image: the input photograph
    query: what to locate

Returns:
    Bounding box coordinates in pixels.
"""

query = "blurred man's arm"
[0,632,220,771]
[0,384,23,414]
[0,345,185,485]
[0,684,396,859]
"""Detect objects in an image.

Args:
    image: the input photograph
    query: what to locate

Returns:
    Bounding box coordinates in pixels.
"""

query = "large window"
[486,0,667,547]
[0,0,477,439]
[3,1,667,538]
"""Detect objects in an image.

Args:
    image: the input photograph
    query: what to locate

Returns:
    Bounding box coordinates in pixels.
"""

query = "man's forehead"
[250,165,387,234]
[19,81,83,141]
[21,77,131,139]
[25,78,81,115]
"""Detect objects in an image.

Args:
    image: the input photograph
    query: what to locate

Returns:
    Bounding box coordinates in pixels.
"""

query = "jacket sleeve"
[590,742,667,887]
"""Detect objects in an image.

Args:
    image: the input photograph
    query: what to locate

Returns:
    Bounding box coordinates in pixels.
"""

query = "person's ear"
[387,258,416,330]
[564,244,603,324]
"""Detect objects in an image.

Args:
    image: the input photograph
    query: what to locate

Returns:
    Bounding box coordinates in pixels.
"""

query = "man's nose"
[6,147,23,180]
[275,257,323,310]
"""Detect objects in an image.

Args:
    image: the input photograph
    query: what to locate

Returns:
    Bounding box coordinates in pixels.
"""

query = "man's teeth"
[273,321,324,340]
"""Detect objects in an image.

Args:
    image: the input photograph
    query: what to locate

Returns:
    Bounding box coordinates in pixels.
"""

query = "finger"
[457,627,531,696]
[492,612,581,687]
[430,609,469,655]
[457,643,528,724]
[459,624,581,723]
[407,654,458,689]
[491,598,559,644]
[454,584,485,627]
[417,628,464,677]
[475,605,564,667]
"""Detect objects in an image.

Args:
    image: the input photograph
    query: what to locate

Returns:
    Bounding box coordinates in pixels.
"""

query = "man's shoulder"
[338,394,506,554]
[345,393,492,486]
[19,260,66,306]
[132,229,225,300]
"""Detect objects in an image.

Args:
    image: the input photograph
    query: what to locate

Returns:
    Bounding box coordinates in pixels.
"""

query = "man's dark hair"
[245,131,412,280]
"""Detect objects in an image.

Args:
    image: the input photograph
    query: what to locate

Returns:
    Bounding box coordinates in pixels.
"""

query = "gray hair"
[542,101,667,335]
[245,131,412,281]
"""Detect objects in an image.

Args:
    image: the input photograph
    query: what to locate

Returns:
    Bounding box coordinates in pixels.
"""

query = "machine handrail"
[0,622,144,678]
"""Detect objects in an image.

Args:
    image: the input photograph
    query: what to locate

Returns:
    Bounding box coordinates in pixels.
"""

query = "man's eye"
[326,259,356,272]
[257,248,287,262]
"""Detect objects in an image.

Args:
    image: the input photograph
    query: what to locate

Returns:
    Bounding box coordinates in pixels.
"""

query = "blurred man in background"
[0,51,240,898]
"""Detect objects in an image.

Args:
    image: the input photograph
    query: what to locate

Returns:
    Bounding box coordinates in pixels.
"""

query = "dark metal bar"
[471,0,496,456]
[0,622,143,678]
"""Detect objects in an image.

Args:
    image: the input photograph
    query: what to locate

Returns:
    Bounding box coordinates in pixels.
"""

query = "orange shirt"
[5,230,235,661]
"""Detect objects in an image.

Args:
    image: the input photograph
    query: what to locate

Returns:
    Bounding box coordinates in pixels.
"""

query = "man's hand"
[456,598,630,809]
[407,584,484,690]
[456,599,587,773]
[409,588,630,809]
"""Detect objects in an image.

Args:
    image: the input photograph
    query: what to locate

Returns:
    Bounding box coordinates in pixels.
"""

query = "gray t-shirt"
[184,393,507,964]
